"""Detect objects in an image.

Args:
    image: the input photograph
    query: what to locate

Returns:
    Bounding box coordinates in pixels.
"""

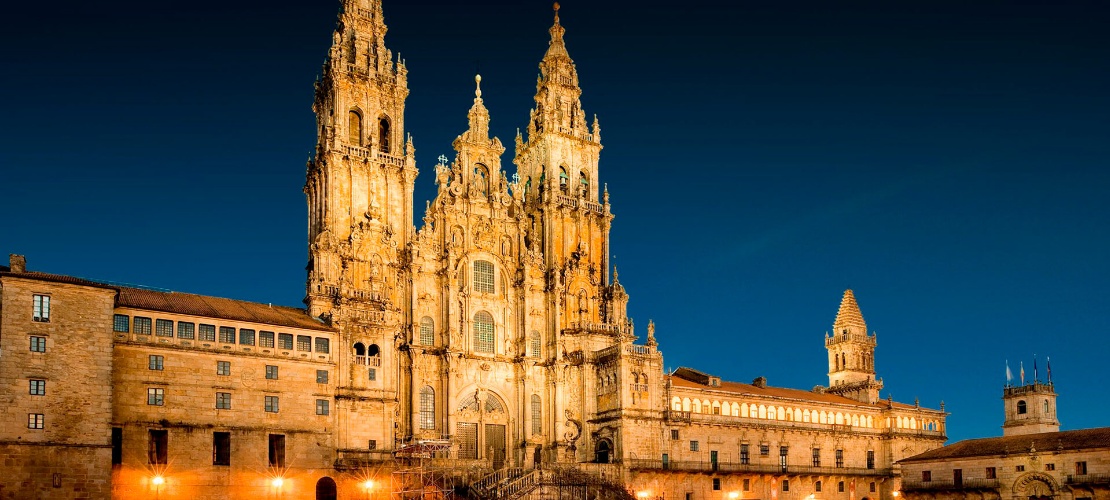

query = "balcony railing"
[902,479,1000,490]
[335,449,395,469]
[355,355,381,366]
[1067,474,1110,485]
[628,459,891,477]
[564,321,631,336]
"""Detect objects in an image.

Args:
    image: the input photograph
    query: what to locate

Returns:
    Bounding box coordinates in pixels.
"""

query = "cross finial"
[475,74,482,99]
[553,2,561,23]
[437,154,448,166]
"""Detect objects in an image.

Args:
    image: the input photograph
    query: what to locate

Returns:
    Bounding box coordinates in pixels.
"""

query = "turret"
[825,290,883,403]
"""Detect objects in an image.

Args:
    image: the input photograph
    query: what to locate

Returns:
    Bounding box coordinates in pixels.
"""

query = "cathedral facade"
[0,1,948,499]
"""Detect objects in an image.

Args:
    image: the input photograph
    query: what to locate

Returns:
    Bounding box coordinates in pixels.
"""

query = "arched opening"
[474,164,489,197]
[348,111,363,146]
[367,344,380,357]
[378,117,391,153]
[315,477,337,500]
[579,171,589,197]
[1018,400,1027,414]
[558,167,569,192]
[353,342,366,356]
[594,439,612,464]
[456,391,508,469]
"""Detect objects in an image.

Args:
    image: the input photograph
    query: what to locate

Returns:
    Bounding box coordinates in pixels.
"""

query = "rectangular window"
[315,337,330,353]
[316,399,330,416]
[265,396,279,413]
[1045,463,1055,471]
[213,432,230,466]
[113,314,130,332]
[743,479,750,491]
[316,370,329,384]
[217,360,230,376]
[816,481,822,492]
[216,392,231,410]
[473,260,495,293]
[838,481,844,493]
[1016,465,1025,472]
[368,368,376,381]
[259,331,275,348]
[740,444,750,464]
[177,322,195,339]
[147,388,165,406]
[986,467,997,479]
[199,324,216,342]
[296,335,312,352]
[28,413,45,429]
[870,482,876,493]
[690,440,699,452]
[760,444,770,456]
[954,469,963,487]
[812,448,821,467]
[134,317,152,335]
[149,355,164,370]
[265,365,278,380]
[713,478,721,491]
[780,446,788,471]
[32,294,50,322]
[531,397,542,435]
[670,429,679,440]
[218,326,236,344]
[278,333,293,350]
[835,449,844,468]
[783,480,790,492]
[112,428,123,465]
[239,328,255,346]
[662,453,669,470]
[923,471,932,482]
[30,336,47,352]
[155,319,174,337]
[268,434,286,468]
[368,440,377,450]
[29,379,46,396]
[867,449,875,469]
[1076,462,1088,475]
[149,429,168,464]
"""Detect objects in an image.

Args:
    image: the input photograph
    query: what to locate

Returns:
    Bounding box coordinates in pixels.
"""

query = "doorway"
[315,477,337,500]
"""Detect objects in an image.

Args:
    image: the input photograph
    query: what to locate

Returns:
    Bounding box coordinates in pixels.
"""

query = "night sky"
[2,0,1108,444]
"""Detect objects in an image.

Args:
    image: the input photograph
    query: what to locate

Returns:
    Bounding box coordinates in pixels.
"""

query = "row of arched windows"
[348,110,391,153]
[417,313,541,358]
[670,397,878,428]
[834,350,874,371]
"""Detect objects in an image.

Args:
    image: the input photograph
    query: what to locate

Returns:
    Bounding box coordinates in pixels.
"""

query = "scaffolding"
[391,440,456,500]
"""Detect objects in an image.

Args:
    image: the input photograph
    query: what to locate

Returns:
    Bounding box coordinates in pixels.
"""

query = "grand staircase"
[467,465,633,500]
[470,467,541,499]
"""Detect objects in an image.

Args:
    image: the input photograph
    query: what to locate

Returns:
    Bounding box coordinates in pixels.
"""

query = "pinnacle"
[833,289,867,335]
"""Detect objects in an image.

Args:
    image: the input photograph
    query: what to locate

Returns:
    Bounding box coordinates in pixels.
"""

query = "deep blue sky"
[2,0,1108,444]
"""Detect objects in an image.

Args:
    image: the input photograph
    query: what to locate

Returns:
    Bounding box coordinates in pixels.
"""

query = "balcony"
[902,479,1000,491]
[355,355,382,367]
[335,449,395,469]
[564,321,631,337]
[628,459,891,477]
[1067,474,1110,485]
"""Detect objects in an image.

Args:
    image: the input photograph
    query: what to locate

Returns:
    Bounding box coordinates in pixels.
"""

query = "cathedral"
[0,1,948,499]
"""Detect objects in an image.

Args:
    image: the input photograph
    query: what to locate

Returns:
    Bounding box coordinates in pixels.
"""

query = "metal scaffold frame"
[391,440,456,500]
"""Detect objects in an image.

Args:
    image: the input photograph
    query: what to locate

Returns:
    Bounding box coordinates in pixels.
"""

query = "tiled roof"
[669,371,930,412]
[1,269,332,332]
[117,287,332,332]
[900,427,1110,462]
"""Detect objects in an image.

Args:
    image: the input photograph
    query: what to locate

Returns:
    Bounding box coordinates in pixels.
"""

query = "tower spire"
[833,289,867,336]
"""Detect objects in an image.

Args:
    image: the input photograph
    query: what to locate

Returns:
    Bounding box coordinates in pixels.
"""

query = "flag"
[1034,356,1038,382]
[1047,357,1052,383]
[1020,361,1025,385]
[1006,360,1013,384]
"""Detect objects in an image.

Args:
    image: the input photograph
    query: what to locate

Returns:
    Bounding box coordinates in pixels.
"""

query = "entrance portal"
[315,477,337,500]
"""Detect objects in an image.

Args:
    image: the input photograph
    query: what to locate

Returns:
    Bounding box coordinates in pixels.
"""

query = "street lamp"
[363,479,375,499]
[637,491,650,499]
[729,492,741,499]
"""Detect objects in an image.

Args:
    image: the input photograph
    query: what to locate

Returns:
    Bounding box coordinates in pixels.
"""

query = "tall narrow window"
[349,111,363,145]
[740,444,750,464]
[473,260,494,293]
[473,311,495,353]
[531,394,543,435]
[420,317,434,345]
[149,430,168,465]
[1018,400,1027,414]
[835,449,844,468]
[559,167,569,191]
[419,386,435,429]
[32,294,50,322]
[812,448,821,467]
[112,428,123,465]
[213,432,230,466]
[580,171,589,196]
[867,450,875,469]
[529,330,541,358]
[268,434,286,468]
[378,117,390,153]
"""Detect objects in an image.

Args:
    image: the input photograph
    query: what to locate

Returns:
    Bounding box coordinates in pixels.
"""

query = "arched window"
[1043,400,1050,414]
[692,400,701,413]
[671,397,682,411]
[531,395,542,435]
[419,386,435,429]
[349,111,363,145]
[529,330,541,358]
[1017,400,1027,414]
[367,344,380,357]
[473,260,494,294]
[419,317,434,346]
[579,171,589,196]
[682,398,691,412]
[473,311,494,353]
[353,342,366,356]
[378,117,391,153]
[559,167,569,192]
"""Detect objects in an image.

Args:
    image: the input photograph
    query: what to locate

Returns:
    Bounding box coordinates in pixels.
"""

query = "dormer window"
[709,377,720,387]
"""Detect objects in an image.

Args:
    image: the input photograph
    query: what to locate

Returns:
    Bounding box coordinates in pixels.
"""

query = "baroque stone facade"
[0,1,949,499]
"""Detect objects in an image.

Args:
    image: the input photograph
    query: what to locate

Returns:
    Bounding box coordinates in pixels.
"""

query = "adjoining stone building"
[0,1,949,499]
[898,382,1110,500]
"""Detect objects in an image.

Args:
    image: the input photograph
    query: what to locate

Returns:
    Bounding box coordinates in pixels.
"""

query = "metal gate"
[485,424,506,470]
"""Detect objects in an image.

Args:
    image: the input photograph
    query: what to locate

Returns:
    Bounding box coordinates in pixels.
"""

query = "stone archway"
[1012,472,1059,500]
[315,477,337,500]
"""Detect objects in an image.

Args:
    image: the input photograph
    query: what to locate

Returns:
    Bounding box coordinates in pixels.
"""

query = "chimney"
[9,254,26,273]
[752,376,768,389]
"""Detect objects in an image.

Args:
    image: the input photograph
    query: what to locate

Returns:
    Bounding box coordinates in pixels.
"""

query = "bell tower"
[305,0,417,323]
[1002,373,1059,436]
[825,290,883,403]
